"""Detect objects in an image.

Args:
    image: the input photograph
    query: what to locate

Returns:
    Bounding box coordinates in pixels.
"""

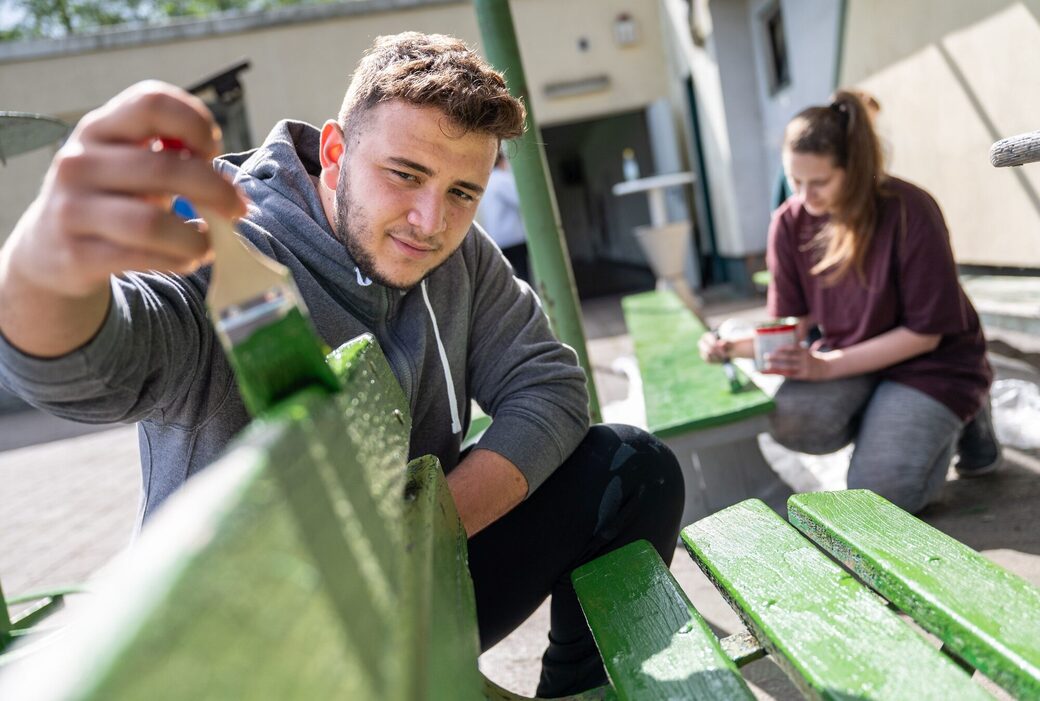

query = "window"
[187,60,254,153]
[762,2,790,94]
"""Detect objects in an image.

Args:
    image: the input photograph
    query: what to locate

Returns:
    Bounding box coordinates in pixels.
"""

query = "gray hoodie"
[0,120,590,522]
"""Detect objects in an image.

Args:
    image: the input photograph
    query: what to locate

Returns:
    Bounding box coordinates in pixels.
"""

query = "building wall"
[671,0,744,259]
[747,0,840,207]
[672,0,838,262]
[841,0,1040,267]
[0,0,672,242]
[712,0,771,256]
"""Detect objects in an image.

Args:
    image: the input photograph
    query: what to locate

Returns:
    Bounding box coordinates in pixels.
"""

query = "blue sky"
[0,2,25,32]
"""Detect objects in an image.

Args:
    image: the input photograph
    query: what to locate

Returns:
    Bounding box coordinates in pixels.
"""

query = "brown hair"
[784,89,886,283]
[338,32,526,144]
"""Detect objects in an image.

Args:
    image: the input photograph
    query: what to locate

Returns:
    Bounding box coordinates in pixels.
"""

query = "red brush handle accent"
[156,137,190,153]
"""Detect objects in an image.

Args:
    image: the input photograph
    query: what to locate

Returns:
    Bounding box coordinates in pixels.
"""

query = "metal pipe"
[474,0,602,422]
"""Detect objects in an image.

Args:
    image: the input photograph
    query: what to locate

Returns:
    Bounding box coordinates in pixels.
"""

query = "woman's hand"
[763,343,832,381]
[698,332,730,363]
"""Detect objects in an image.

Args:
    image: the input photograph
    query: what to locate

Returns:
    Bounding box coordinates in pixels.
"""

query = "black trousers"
[467,424,684,697]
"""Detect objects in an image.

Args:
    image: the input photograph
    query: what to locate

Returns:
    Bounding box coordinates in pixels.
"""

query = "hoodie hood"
[215,120,391,327]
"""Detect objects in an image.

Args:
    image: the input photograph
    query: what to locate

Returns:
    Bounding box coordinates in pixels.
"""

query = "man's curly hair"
[339,32,526,143]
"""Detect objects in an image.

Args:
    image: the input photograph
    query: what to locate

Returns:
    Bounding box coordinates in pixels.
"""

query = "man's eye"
[392,170,418,182]
[451,189,475,202]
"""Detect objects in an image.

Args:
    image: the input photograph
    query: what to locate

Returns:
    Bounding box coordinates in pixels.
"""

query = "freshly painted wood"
[401,456,484,700]
[573,540,754,700]
[682,499,989,700]
[3,336,416,699]
[789,489,1040,700]
[621,291,773,438]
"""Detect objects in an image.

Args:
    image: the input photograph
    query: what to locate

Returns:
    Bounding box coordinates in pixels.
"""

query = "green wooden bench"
[1,333,1037,699]
[574,490,1040,700]
[0,581,82,666]
[622,289,790,525]
[0,335,614,700]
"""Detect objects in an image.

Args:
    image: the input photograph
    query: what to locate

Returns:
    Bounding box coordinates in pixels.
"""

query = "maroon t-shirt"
[766,177,991,422]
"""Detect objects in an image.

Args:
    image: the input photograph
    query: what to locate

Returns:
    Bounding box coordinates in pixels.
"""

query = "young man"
[0,33,683,696]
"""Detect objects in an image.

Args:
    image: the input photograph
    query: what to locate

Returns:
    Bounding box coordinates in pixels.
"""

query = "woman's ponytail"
[785,89,885,284]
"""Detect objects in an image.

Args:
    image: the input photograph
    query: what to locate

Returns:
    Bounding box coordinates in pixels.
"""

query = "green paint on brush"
[224,306,340,416]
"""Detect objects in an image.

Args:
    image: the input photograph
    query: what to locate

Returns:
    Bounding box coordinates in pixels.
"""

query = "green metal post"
[474,0,602,422]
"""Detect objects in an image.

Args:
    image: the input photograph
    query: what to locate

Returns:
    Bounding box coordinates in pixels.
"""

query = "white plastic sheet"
[991,379,1040,450]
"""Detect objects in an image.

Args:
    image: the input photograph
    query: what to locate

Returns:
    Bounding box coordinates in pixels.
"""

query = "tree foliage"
[0,0,325,40]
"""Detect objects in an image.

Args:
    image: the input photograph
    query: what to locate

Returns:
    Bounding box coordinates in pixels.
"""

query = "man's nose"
[406,190,447,236]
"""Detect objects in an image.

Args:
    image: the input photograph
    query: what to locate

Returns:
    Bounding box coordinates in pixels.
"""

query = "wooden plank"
[789,489,1040,700]
[401,456,484,700]
[682,499,990,700]
[573,540,754,701]
[0,336,417,700]
[621,291,773,438]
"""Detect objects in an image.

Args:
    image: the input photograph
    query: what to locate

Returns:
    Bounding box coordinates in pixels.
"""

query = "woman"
[700,90,999,513]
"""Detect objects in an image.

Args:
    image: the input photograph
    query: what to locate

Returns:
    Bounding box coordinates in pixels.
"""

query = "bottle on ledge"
[622,147,641,181]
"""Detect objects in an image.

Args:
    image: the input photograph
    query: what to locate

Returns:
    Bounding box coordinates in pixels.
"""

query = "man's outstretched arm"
[0,81,245,358]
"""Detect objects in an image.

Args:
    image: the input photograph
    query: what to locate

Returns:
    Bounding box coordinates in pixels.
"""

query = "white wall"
[841,0,1040,267]
[663,0,839,259]
[747,0,841,207]
[711,0,772,256]
[668,0,744,258]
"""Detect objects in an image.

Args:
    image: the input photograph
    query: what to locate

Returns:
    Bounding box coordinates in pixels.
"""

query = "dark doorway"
[541,110,657,299]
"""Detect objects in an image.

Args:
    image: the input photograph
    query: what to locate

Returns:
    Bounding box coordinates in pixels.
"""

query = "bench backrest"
[1,335,485,700]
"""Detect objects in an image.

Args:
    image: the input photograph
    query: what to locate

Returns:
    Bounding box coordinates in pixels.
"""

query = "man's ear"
[319,120,346,190]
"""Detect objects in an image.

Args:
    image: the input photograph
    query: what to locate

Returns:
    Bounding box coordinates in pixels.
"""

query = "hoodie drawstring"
[421,280,462,435]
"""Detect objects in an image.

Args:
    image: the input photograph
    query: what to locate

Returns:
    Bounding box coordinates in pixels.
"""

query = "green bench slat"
[573,540,753,701]
[789,490,1040,699]
[621,291,773,438]
[681,499,990,700]
[402,456,484,700]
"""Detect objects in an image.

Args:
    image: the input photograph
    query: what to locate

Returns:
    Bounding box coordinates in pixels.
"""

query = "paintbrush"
[710,330,743,394]
[200,208,340,415]
[159,138,339,415]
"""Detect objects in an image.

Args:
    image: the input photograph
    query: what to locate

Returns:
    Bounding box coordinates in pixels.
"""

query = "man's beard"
[333,170,457,290]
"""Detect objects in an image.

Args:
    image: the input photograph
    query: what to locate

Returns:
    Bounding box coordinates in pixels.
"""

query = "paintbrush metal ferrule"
[215,286,296,348]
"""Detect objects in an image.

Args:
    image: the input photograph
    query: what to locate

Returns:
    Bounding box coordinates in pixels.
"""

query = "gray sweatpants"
[769,376,963,513]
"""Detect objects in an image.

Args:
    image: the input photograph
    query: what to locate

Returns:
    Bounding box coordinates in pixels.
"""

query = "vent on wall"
[544,75,611,100]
